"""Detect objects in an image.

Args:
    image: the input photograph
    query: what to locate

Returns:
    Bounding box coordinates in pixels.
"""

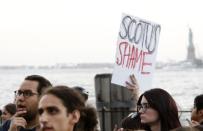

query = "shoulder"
[2,120,37,131]
[2,120,11,130]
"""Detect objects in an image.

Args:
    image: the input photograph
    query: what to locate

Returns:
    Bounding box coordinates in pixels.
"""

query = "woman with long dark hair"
[137,88,181,131]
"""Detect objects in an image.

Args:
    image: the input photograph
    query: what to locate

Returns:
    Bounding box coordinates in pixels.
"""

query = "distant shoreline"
[0,63,114,69]
[0,61,203,70]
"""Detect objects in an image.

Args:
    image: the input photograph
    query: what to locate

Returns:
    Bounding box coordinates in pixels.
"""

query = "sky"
[0,0,203,66]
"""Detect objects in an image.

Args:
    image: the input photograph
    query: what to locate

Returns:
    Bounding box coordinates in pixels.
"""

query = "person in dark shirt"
[1,103,16,124]
[3,75,52,131]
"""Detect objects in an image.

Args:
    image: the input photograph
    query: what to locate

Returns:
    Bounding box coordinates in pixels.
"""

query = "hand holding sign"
[126,74,140,100]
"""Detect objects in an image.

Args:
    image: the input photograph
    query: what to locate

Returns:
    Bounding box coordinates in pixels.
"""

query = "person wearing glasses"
[1,103,16,124]
[136,88,181,131]
[2,75,52,131]
[38,85,98,131]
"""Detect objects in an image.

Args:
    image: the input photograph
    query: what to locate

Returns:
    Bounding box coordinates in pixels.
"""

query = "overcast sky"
[0,0,202,66]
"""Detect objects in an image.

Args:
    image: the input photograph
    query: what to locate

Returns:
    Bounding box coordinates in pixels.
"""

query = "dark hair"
[4,103,16,115]
[44,86,98,131]
[137,88,181,131]
[25,75,52,96]
[194,94,203,112]
[72,86,89,101]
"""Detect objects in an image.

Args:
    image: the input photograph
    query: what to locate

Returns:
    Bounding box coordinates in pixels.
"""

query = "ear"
[199,109,203,117]
[71,109,80,124]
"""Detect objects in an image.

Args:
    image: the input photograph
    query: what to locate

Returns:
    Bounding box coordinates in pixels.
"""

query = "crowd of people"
[114,75,203,131]
[0,75,98,131]
[0,74,202,131]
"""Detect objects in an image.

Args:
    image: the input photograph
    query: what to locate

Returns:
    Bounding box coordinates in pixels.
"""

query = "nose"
[39,111,49,125]
[39,112,50,130]
[16,93,25,101]
[138,107,145,114]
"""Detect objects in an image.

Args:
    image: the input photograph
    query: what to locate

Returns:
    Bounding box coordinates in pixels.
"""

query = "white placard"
[111,14,161,91]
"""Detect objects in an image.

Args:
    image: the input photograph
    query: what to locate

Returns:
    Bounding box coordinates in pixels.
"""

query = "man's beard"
[23,110,38,122]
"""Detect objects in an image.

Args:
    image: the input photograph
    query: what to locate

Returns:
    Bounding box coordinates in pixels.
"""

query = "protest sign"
[111,14,161,91]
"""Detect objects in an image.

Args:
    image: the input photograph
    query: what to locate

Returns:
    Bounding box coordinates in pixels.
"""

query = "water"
[0,67,203,125]
[152,68,203,125]
[0,68,111,107]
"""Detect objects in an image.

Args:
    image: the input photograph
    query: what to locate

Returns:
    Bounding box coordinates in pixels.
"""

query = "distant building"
[186,28,203,66]
[187,28,196,62]
[156,28,203,69]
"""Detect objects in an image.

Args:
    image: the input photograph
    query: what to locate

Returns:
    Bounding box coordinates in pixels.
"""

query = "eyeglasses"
[14,90,38,98]
[137,103,150,113]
